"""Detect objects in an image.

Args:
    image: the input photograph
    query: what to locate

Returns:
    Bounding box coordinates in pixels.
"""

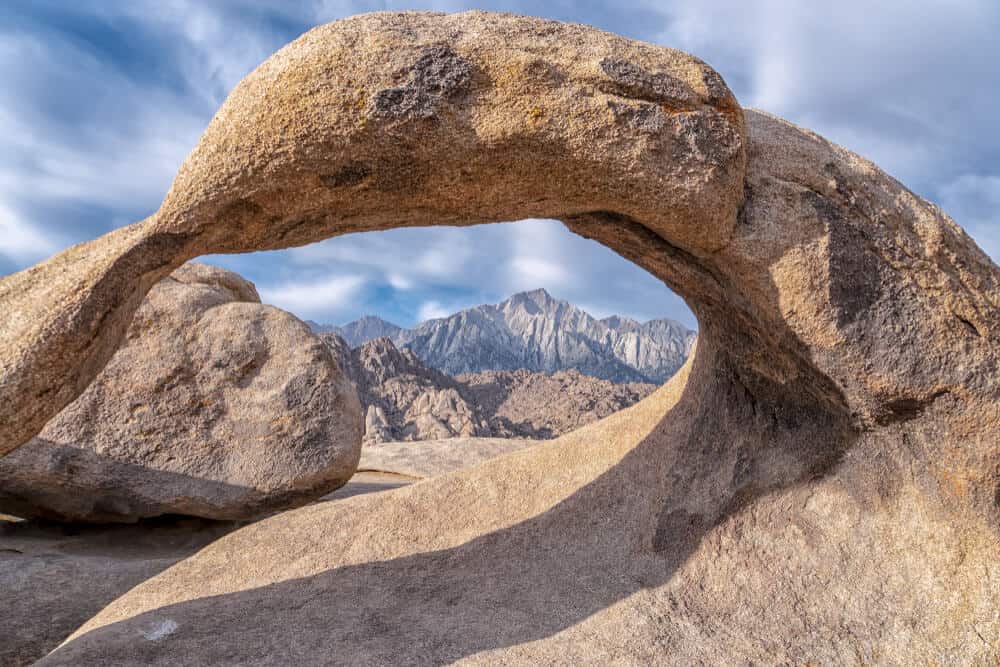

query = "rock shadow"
[42,340,858,665]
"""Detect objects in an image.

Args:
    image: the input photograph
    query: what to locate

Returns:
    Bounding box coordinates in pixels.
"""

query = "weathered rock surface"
[0,516,238,667]
[0,10,996,665]
[457,367,657,438]
[323,333,485,444]
[359,437,537,479]
[0,263,363,522]
[327,289,696,383]
[322,332,657,443]
[1,468,419,667]
[0,10,744,456]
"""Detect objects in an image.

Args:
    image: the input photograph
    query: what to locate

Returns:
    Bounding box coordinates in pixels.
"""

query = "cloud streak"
[1,1,997,329]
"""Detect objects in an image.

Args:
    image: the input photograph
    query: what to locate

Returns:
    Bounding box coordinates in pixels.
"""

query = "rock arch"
[1,12,999,662]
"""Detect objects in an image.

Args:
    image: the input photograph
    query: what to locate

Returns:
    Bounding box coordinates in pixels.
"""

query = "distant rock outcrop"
[331,315,404,347]
[457,367,657,439]
[320,333,655,443]
[322,289,696,383]
[0,264,363,523]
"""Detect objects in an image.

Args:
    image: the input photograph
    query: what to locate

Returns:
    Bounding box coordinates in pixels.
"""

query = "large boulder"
[0,263,363,522]
[0,11,995,664]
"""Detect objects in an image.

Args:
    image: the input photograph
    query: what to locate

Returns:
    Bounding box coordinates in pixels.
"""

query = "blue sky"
[2,1,998,330]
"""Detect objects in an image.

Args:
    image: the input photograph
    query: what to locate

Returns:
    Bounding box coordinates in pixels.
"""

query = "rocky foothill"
[322,331,660,444]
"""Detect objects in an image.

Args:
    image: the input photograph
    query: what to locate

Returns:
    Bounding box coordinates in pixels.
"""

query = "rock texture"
[456,367,656,438]
[359,437,537,479]
[328,315,403,347]
[1,467,421,667]
[322,333,483,443]
[0,11,996,665]
[0,516,238,667]
[0,263,363,522]
[0,10,742,456]
[322,332,656,443]
[325,289,696,382]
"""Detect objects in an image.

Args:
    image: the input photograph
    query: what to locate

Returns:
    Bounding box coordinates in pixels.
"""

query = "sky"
[2,2,998,331]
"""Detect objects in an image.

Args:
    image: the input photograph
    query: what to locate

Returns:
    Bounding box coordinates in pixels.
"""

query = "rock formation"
[0,10,743,457]
[358,437,537,479]
[326,314,403,347]
[321,332,656,443]
[456,367,656,438]
[0,517,238,666]
[322,333,483,443]
[326,289,696,382]
[0,11,996,664]
[0,263,363,522]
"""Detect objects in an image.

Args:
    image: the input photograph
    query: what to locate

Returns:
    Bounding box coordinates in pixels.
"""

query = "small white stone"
[141,619,179,641]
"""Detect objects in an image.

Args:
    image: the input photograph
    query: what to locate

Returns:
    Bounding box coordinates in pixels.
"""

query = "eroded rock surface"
[0,263,362,522]
[0,10,744,456]
[457,367,657,438]
[359,437,537,479]
[0,11,996,665]
[0,516,238,667]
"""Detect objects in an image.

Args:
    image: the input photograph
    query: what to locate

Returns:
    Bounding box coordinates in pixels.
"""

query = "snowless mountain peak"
[311,290,696,383]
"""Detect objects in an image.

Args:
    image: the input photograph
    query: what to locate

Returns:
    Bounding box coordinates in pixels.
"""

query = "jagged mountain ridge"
[319,333,657,444]
[321,289,696,383]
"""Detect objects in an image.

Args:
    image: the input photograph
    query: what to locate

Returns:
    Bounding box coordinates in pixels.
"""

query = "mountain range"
[320,333,658,445]
[311,289,696,384]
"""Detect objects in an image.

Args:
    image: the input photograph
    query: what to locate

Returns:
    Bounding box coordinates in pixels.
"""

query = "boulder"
[0,263,362,522]
[0,11,995,664]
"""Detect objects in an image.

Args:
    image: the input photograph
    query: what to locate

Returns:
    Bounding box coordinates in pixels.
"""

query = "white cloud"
[508,256,570,290]
[938,173,1000,260]
[0,202,58,262]
[387,273,414,290]
[258,274,366,318]
[417,300,452,322]
[0,31,206,242]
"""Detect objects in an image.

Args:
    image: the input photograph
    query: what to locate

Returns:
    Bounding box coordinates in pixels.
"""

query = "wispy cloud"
[417,300,452,322]
[258,274,366,319]
[0,202,59,263]
[1,1,996,328]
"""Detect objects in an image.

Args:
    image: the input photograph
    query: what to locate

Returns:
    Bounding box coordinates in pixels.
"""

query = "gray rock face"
[331,315,403,347]
[321,333,657,444]
[326,289,696,383]
[324,334,479,443]
[0,517,238,667]
[0,264,363,523]
[456,367,657,439]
